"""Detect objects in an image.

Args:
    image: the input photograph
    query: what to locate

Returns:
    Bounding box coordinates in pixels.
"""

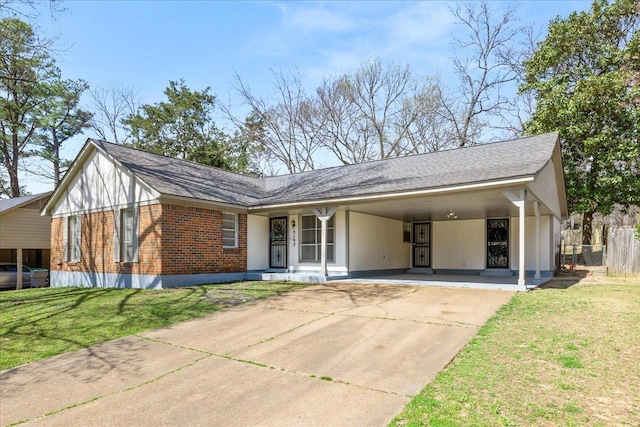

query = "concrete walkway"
[337,273,550,291]
[1,284,514,426]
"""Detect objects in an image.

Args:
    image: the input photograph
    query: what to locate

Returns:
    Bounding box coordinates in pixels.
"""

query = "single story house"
[1,192,52,288]
[41,132,567,290]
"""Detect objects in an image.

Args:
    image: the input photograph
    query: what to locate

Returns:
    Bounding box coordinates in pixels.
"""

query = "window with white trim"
[222,212,238,248]
[68,215,81,262]
[121,207,136,262]
[299,214,334,262]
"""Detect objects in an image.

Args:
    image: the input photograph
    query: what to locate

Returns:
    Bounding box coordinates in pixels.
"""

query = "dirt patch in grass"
[203,289,258,307]
[391,269,640,426]
[201,282,306,307]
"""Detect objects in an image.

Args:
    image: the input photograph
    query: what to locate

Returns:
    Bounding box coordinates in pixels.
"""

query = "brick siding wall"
[50,203,247,277]
[50,217,65,270]
[51,204,163,275]
[161,204,247,275]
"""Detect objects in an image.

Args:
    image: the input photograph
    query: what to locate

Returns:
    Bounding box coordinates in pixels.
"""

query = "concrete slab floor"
[1,283,515,427]
[141,305,326,355]
[25,357,410,427]
[0,336,205,425]
[336,273,550,291]
[230,314,479,396]
[344,286,514,326]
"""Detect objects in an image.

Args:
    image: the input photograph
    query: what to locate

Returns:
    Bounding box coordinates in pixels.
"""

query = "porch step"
[407,268,434,275]
[480,269,514,277]
[261,273,328,283]
[247,272,349,283]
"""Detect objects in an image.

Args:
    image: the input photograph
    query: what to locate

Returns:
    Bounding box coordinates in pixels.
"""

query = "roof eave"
[41,139,163,216]
[41,139,96,216]
[552,137,569,219]
[248,176,536,212]
[2,192,51,216]
[159,195,248,212]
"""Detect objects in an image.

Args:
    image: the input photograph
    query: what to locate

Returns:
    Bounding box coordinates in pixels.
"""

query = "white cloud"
[247,3,356,60]
[297,2,456,84]
[245,2,465,93]
[277,3,355,33]
[387,2,455,46]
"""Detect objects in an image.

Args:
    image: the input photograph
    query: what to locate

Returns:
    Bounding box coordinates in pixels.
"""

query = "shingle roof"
[92,140,265,206]
[260,132,558,205]
[91,132,559,208]
[0,192,51,214]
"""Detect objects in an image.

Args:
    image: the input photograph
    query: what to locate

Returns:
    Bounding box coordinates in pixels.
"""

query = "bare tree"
[313,59,454,164]
[501,25,542,138]
[0,0,64,19]
[229,59,459,172]
[401,77,460,153]
[312,76,373,165]
[88,82,139,144]
[442,1,527,146]
[233,68,319,174]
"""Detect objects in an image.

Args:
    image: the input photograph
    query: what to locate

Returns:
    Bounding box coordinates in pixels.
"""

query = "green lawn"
[0,282,308,370]
[391,275,640,426]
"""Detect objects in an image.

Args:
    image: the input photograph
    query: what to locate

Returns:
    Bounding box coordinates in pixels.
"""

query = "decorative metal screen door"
[269,217,288,268]
[412,222,431,268]
[487,219,509,268]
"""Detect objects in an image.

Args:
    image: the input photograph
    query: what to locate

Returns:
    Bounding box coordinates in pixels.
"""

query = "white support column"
[320,219,328,276]
[503,189,527,290]
[517,190,526,288]
[312,207,337,277]
[534,200,541,283]
[16,248,23,290]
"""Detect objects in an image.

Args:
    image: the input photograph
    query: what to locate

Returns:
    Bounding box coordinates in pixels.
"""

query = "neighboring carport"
[0,193,52,289]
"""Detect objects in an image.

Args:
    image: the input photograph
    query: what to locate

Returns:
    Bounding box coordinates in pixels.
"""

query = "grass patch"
[558,355,583,369]
[0,281,308,370]
[390,275,640,426]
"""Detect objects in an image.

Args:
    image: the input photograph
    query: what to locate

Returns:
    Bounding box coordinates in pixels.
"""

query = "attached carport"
[248,132,568,290]
[329,182,560,290]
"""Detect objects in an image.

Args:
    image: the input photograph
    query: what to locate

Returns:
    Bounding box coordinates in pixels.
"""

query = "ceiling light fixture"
[447,210,458,219]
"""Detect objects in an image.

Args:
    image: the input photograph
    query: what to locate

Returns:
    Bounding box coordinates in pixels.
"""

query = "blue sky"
[16,0,591,194]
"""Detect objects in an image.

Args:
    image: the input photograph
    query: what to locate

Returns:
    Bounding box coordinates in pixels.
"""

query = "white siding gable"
[527,161,561,219]
[51,149,158,216]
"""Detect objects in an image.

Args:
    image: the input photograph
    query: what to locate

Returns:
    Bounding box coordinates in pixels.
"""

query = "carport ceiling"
[342,187,548,221]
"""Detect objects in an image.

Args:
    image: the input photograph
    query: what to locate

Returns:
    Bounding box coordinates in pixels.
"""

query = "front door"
[412,222,431,268]
[487,218,509,268]
[269,217,288,269]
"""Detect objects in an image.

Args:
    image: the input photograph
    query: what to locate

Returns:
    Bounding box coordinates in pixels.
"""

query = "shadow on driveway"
[1,283,514,426]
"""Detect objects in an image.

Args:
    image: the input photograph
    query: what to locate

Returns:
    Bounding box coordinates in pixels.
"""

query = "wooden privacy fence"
[607,228,640,277]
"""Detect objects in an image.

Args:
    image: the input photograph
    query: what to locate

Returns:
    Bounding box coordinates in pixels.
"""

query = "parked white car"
[0,263,49,290]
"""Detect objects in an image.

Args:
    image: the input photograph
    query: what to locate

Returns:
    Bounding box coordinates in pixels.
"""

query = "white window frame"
[114,206,139,263]
[299,214,334,263]
[222,212,238,248]
[121,207,136,262]
[67,215,81,262]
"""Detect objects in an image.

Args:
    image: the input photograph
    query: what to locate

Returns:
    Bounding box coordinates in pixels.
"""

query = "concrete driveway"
[1,283,514,426]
